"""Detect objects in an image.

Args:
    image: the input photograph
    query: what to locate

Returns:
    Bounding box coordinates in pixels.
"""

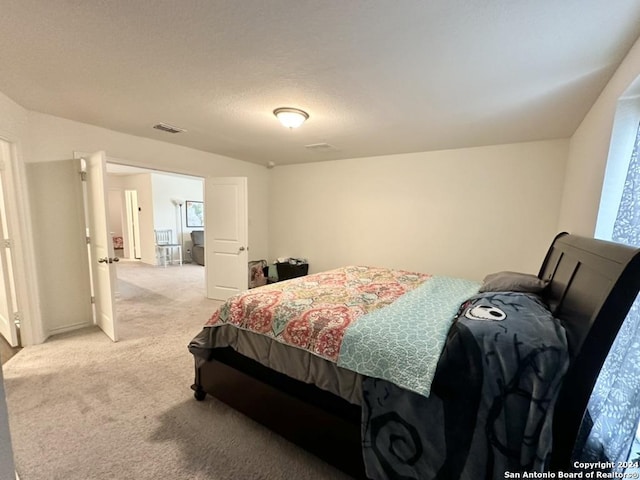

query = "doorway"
[0,139,20,351]
[107,188,141,261]
[105,162,208,337]
[105,162,204,266]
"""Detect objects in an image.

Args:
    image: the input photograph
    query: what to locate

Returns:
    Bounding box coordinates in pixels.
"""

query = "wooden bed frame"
[191,233,640,478]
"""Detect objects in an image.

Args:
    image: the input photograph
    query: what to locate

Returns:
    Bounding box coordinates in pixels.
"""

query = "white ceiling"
[2,1,640,167]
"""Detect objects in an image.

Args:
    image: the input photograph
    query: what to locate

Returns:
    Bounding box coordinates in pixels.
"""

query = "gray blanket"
[361,292,569,480]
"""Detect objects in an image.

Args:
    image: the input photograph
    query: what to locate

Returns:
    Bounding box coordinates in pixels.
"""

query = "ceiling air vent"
[304,142,338,152]
[153,123,186,134]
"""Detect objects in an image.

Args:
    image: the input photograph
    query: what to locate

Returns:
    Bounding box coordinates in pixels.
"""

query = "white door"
[205,177,248,300]
[80,151,118,341]
[0,179,18,346]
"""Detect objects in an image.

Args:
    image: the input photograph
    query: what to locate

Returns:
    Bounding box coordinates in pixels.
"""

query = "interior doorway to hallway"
[105,162,204,266]
[105,161,206,337]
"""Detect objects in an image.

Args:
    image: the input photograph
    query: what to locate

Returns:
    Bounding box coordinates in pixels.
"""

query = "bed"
[188,233,640,479]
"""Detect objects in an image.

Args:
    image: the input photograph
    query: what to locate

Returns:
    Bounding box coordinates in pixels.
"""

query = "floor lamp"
[171,198,185,262]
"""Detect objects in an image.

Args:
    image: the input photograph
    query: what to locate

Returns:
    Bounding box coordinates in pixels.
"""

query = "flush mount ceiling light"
[273,107,309,129]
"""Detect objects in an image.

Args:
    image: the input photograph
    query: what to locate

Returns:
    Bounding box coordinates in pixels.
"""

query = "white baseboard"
[46,321,93,338]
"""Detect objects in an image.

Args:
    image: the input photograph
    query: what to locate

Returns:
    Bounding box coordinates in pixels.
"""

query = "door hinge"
[79,171,87,182]
[91,296,95,304]
[13,312,20,324]
[3,239,11,248]
[86,236,91,244]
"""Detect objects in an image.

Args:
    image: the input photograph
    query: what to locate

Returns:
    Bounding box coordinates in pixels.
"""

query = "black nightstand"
[276,262,309,281]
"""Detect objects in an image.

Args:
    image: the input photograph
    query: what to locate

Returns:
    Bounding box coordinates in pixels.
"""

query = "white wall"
[26,160,93,335]
[108,189,124,238]
[269,139,568,281]
[558,36,640,235]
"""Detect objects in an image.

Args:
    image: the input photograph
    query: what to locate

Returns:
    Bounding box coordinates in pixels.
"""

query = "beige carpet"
[3,261,350,480]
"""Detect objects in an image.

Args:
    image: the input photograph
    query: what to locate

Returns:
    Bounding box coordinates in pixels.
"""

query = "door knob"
[239,246,246,252]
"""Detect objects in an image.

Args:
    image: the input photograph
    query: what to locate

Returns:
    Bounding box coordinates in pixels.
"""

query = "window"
[577,104,640,470]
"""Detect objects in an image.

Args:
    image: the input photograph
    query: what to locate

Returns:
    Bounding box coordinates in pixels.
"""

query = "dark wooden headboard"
[537,233,640,470]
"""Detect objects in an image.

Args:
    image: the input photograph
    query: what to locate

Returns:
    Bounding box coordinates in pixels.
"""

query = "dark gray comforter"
[361,292,569,480]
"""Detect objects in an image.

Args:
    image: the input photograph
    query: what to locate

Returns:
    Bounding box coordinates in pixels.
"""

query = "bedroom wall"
[269,139,569,281]
[558,35,640,235]
[26,160,94,336]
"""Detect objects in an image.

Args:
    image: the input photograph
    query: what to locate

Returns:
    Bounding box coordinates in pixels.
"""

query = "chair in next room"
[154,229,182,267]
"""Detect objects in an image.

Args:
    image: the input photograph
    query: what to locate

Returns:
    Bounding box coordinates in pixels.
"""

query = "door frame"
[0,147,20,346]
[0,134,44,346]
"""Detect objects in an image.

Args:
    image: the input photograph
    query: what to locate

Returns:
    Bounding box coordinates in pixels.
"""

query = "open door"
[0,178,18,347]
[78,151,119,341]
[205,177,248,300]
